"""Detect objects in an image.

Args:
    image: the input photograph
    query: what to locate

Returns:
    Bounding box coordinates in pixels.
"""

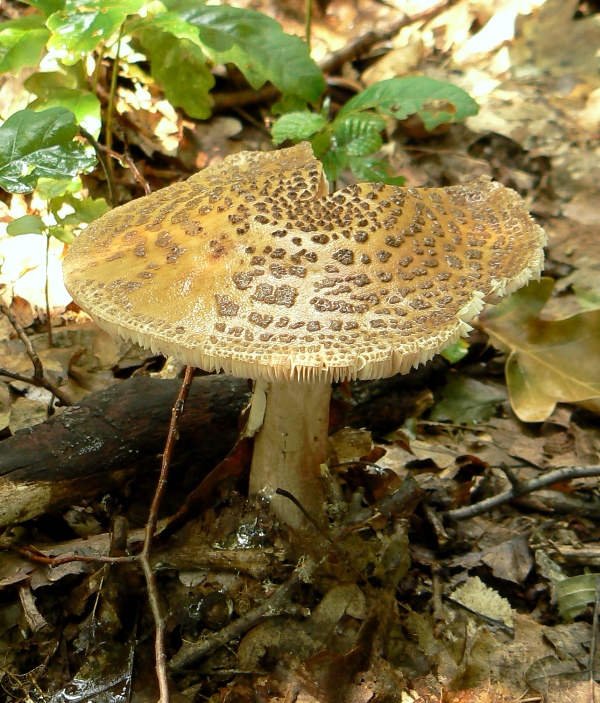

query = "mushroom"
[63,143,546,528]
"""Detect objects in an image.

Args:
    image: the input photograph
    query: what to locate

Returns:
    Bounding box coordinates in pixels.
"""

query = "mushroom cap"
[64,143,546,382]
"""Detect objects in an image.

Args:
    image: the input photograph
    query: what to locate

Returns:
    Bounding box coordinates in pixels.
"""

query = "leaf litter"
[0,0,600,701]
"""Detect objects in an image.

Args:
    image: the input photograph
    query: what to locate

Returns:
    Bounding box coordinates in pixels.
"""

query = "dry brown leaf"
[481,278,600,422]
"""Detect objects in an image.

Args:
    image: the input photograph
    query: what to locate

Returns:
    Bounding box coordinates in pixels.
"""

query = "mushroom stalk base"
[249,379,331,529]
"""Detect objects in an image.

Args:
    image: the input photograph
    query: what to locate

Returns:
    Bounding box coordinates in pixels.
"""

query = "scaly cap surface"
[64,143,546,381]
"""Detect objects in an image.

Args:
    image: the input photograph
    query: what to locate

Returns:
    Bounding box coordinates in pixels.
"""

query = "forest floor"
[0,0,599,701]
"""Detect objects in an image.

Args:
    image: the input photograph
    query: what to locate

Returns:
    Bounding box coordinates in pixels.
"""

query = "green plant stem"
[45,234,53,348]
[305,0,313,49]
[105,25,125,191]
[79,126,116,207]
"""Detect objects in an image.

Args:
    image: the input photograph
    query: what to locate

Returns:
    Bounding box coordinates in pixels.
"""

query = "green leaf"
[271,112,327,145]
[47,0,145,64]
[429,375,506,425]
[309,130,333,160]
[0,108,96,194]
[6,215,47,236]
[162,0,208,11]
[171,5,325,103]
[347,155,405,186]
[320,148,348,182]
[0,16,50,73]
[35,176,82,199]
[138,28,214,119]
[271,95,309,116]
[21,0,65,16]
[29,88,102,137]
[333,113,386,156]
[25,70,79,95]
[58,195,109,224]
[337,76,479,131]
[481,278,600,422]
[441,339,470,363]
[555,573,599,620]
[48,224,72,243]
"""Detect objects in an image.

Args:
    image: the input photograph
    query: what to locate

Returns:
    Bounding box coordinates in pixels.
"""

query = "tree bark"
[0,375,250,526]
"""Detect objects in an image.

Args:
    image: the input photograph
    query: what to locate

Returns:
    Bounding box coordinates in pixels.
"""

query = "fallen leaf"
[482,536,533,584]
[430,375,506,426]
[481,278,600,422]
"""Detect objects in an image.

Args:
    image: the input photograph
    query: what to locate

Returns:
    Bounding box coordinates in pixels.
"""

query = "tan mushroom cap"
[64,143,546,382]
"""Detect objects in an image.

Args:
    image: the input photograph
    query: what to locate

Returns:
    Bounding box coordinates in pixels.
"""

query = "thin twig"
[318,0,457,75]
[44,235,53,348]
[15,544,135,565]
[591,579,599,703]
[80,127,151,200]
[170,571,303,670]
[0,300,72,406]
[16,368,196,703]
[79,126,116,207]
[275,487,323,531]
[140,365,194,703]
[445,466,600,521]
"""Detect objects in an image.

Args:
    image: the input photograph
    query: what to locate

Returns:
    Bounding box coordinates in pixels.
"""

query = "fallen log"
[0,375,250,527]
[0,358,445,527]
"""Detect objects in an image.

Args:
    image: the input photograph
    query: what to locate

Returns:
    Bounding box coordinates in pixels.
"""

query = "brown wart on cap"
[63,142,546,528]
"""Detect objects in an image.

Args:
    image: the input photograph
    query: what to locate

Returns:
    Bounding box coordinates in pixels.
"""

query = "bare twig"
[16,367,196,703]
[79,126,116,206]
[80,127,151,199]
[212,84,280,111]
[16,546,135,566]
[445,466,600,521]
[44,235,53,348]
[591,580,599,703]
[318,0,457,75]
[169,570,303,670]
[0,300,72,406]
[139,365,195,703]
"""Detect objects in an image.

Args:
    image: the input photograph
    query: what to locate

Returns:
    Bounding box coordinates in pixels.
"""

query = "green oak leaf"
[271,112,328,144]
[29,88,102,137]
[139,28,215,119]
[7,215,47,236]
[0,16,50,73]
[160,5,325,104]
[35,176,82,200]
[58,195,109,224]
[47,0,145,64]
[21,0,65,16]
[0,108,96,194]
[337,76,479,131]
[440,339,470,364]
[346,155,405,186]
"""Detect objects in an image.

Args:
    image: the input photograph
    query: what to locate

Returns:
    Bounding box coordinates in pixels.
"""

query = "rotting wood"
[0,375,250,527]
[0,361,443,527]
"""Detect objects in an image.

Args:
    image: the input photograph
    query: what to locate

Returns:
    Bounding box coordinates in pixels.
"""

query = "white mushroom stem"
[248,378,332,529]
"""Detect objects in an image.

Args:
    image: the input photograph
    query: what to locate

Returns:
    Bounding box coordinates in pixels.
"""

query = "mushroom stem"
[249,378,331,529]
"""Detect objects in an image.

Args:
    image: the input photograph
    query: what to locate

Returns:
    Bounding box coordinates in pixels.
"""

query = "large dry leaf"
[480,278,600,422]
